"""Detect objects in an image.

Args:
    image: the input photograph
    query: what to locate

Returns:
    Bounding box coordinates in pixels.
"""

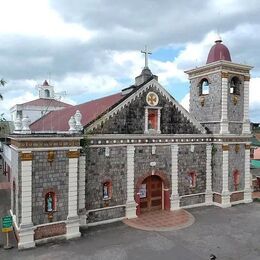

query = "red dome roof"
[206,39,231,64]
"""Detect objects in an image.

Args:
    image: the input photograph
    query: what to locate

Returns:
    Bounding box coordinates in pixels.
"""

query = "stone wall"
[178,144,207,196]
[212,144,223,193]
[228,123,242,135]
[85,146,127,210]
[180,194,205,207]
[134,145,172,191]
[190,72,222,124]
[87,206,125,223]
[228,144,245,191]
[32,150,69,225]
[91,85,201,135]
[34,223,66,240]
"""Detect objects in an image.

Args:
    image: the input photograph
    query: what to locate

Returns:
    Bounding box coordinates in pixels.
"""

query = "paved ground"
[123,209,194,231]
[0,203,260,260]
[0,172,17,250]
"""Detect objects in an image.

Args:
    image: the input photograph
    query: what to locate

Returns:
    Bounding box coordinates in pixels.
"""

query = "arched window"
[233,170,240,191]
[230,77,240,95]
[45,192,56,212]
[44,89,50,98]
[199,79,209,96]
[102,181,112,200]
[187,172,197,188]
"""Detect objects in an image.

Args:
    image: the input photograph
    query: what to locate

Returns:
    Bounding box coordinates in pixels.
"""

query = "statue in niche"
[103,183,109,199]
[47,193,53,212]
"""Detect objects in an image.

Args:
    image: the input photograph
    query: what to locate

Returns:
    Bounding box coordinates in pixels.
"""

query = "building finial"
[141,45,152,68]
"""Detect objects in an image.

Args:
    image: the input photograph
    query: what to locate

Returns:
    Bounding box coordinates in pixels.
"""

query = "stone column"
[242,77,251,134]
[205,144,213,204]
[157,109,161,134]
[18,152,35,250]
[126,145,136,219]
[170,144,180,210]
[244,144,253,203]
[78,155,86,225]
[144,108,148,133]
[220,73,229,134]
[66,150,81,239]
[221,145,231,207]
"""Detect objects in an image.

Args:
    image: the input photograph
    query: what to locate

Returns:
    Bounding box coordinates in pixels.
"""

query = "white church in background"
[10,80,72,123]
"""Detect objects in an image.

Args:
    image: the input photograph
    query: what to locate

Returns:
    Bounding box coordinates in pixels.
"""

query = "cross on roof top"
[141,45,152,68]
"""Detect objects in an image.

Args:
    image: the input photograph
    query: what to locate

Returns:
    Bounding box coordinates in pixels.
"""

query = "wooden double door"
[140,175,163,212]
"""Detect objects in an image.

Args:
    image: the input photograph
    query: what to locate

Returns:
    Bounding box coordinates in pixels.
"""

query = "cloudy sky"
[0,0,260,121]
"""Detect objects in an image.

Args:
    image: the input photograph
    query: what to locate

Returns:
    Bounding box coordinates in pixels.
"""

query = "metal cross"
[141,45,152,68]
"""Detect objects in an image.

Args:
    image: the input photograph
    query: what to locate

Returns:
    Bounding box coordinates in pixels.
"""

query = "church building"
[1,39,253,249]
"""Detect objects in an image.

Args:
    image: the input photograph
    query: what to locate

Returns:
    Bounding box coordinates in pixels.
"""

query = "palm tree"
[0,78,6,100]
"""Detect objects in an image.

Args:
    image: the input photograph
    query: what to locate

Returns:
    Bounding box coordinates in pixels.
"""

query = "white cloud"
[180,93,190,111]
[0,0,93,41]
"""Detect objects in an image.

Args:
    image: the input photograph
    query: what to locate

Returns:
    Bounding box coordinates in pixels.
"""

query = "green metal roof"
[251,160,260,169]
[251,136,260,147]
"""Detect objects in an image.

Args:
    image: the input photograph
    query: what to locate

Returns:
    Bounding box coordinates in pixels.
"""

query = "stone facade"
[32,150,69,225]
[91,86,200,135]
[2,50,253,249]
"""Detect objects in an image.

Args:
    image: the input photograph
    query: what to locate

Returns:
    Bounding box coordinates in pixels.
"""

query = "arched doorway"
[139,175,163,212]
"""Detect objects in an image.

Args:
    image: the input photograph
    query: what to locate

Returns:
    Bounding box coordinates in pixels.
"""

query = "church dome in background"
[206,38,232,64]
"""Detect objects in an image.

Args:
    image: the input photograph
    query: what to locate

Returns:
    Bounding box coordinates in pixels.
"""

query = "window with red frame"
[148,109,158,130]
[45,192,56,212]
[103,181,112,200]
[188,172,197,188]
[233,170,240,191]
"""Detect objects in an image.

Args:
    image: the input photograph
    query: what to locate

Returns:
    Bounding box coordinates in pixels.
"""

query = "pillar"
[242,77,251,134]
[78,155,86,225]
[221,145,231,207]
[18,152,35,250]
[126,145,136,219]
[157,109,161,134]
[220,73,229,134]
[170,144,180,210]
[244,144,252,203]
[66,149,81,239]
[144,108,148,133]
[205,144,213,204]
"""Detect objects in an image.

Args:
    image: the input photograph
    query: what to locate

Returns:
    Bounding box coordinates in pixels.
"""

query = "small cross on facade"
[147,93,157,105]
[141,45,152,68]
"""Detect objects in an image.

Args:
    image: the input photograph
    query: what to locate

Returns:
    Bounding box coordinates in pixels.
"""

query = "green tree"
[0,78,6,99]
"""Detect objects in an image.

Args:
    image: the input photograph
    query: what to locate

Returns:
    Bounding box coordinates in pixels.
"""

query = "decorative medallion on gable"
[146,92,159,107]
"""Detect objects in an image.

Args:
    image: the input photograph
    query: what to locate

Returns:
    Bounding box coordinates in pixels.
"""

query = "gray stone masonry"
[212,144,223,193]
[91,86,201,135]
[228,144,245,191]
[178,144,207,196]
[134,145,172,190]
[85,147,127,210]
[180,194,205,207]
[32,150,69,225]
[190,72,222,124]
[87,206,125,223]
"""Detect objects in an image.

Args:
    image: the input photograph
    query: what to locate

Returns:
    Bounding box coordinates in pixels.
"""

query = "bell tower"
[185,38,253,135]
[38,80,55,99]
[186,37,253,207]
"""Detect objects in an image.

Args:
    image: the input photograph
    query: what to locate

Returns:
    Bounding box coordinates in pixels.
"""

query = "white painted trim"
[86,204,126,213]
[87,217,125,227]
[9,136,82,141]
[35,234,67,244]
[9,145,82,152]
[182,202,208,209]
[179,192,206,198]
[34,220,66,228]
[231,200,245,206]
